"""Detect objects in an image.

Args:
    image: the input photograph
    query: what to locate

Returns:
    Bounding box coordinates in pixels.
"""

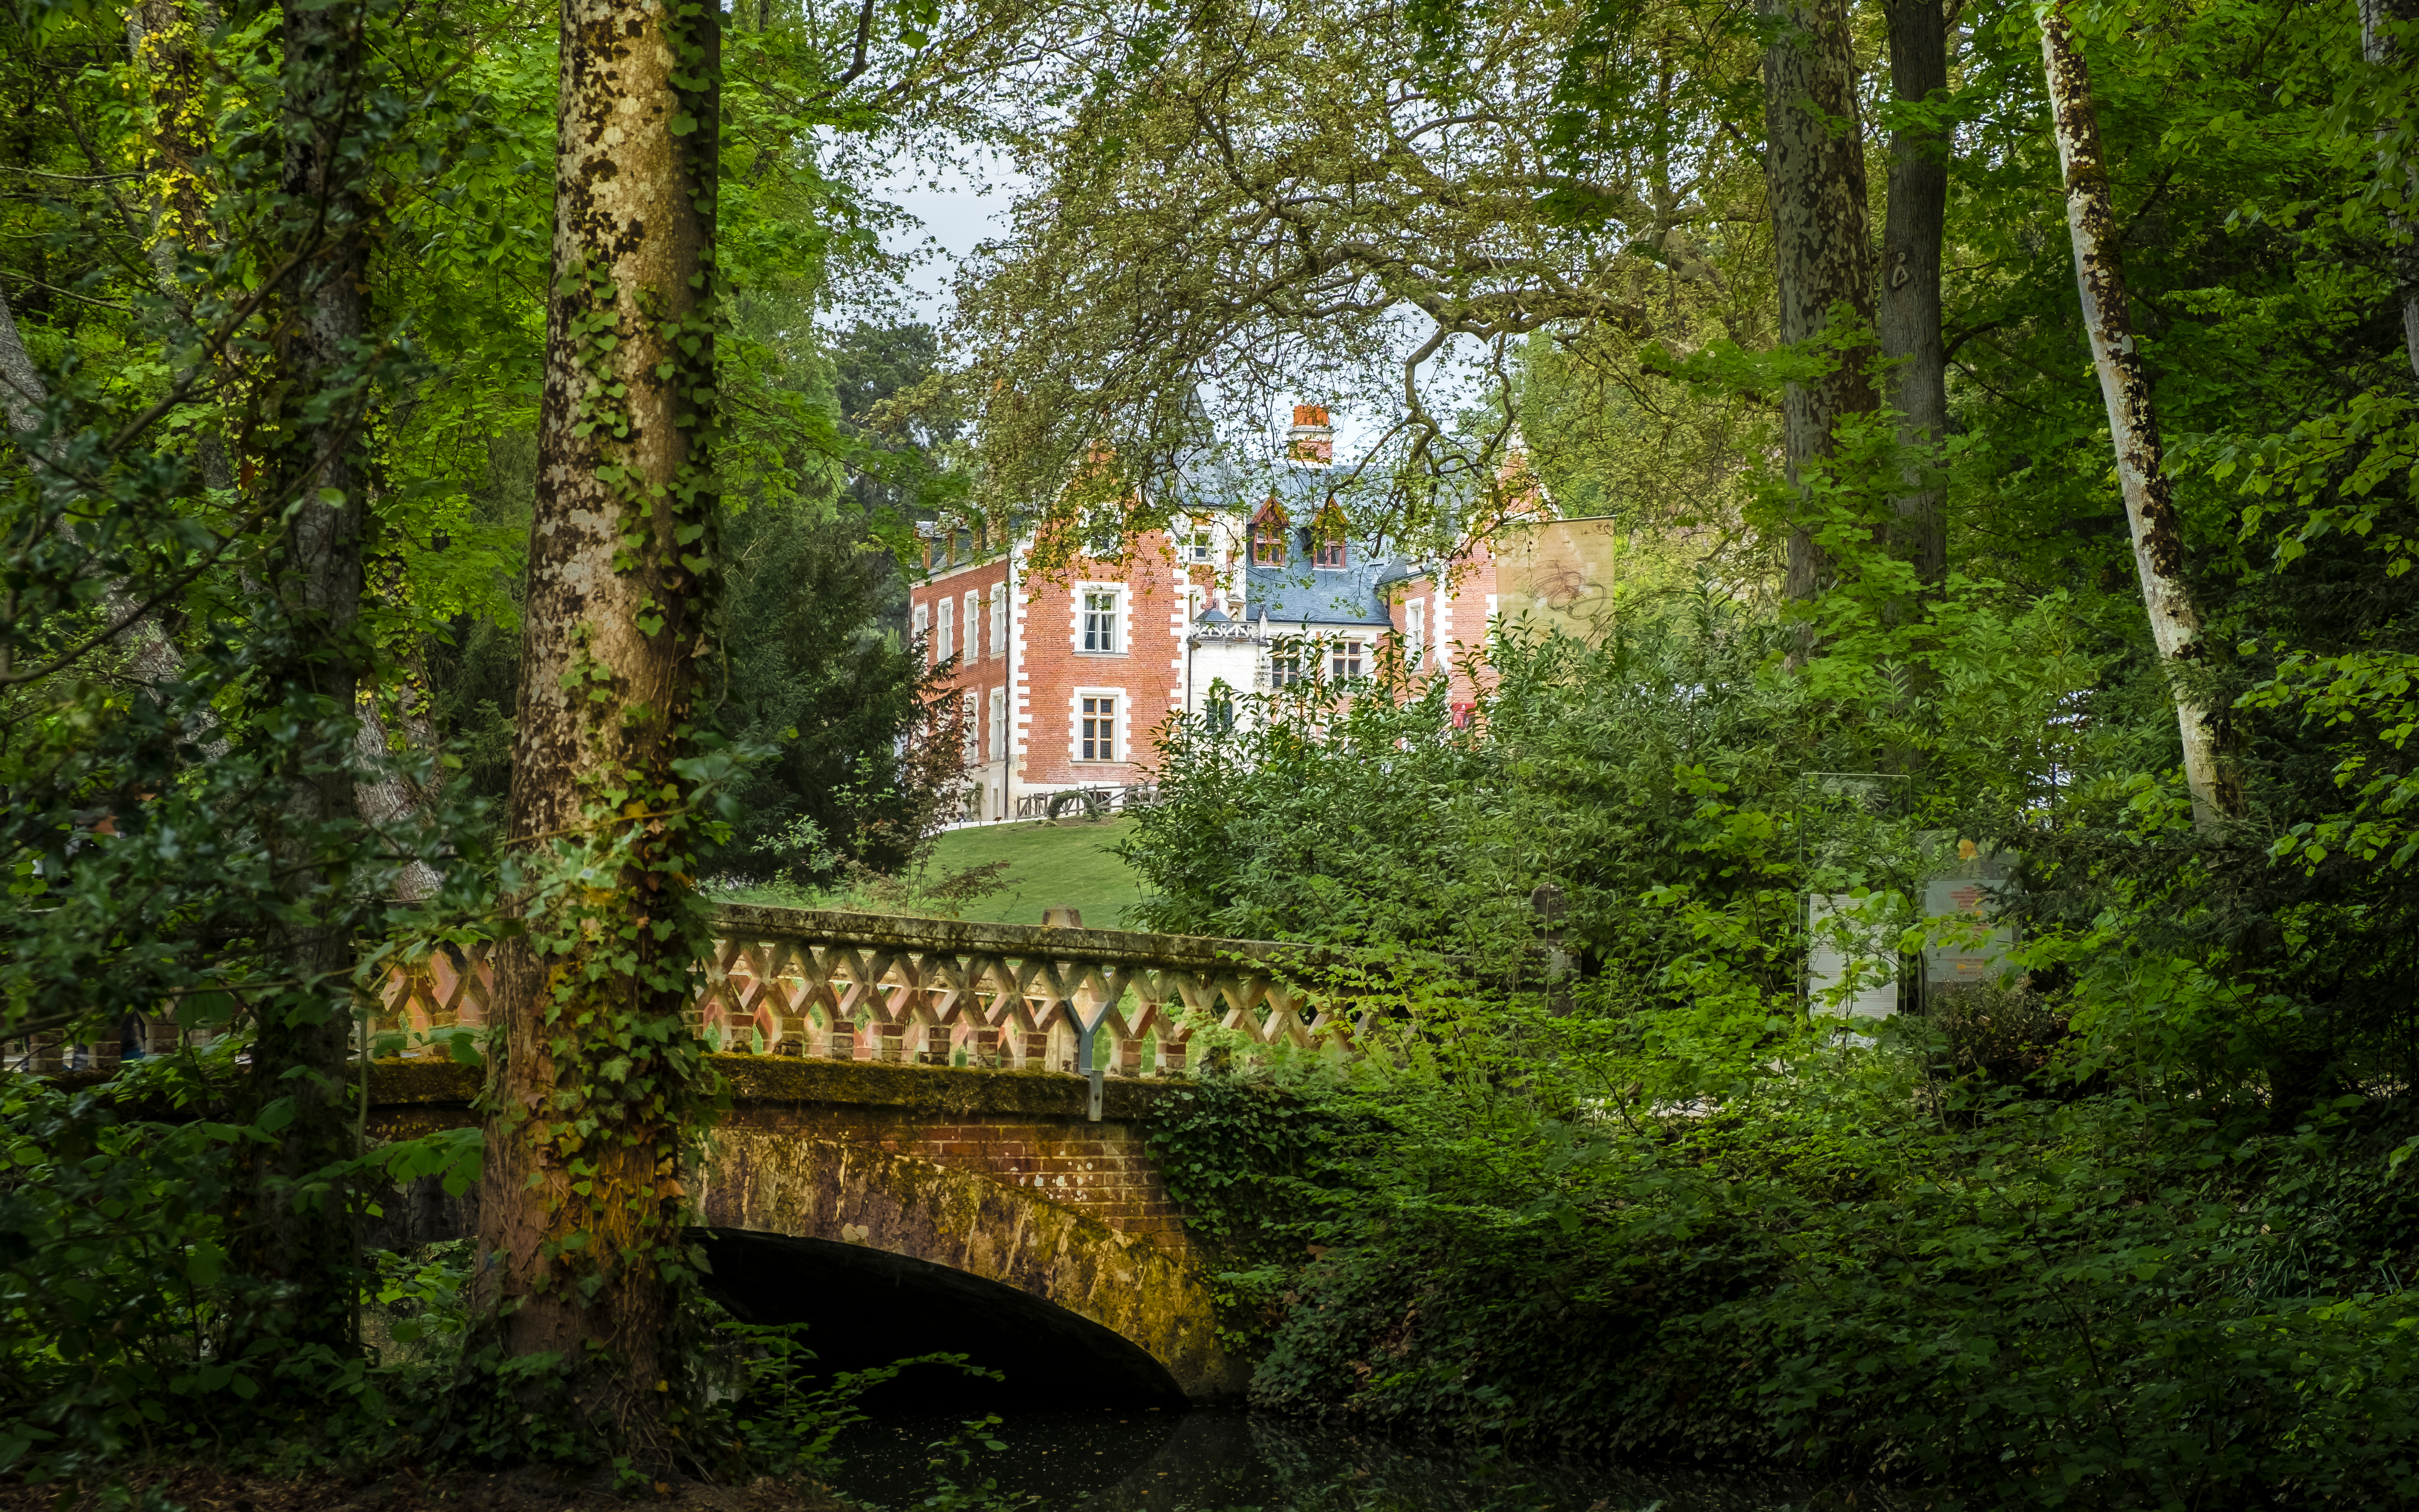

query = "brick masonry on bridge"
[366,1054,1193,1244]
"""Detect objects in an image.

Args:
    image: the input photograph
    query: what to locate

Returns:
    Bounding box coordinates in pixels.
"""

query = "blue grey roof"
[1169,460,1410,627]
[1246,560,1397,627]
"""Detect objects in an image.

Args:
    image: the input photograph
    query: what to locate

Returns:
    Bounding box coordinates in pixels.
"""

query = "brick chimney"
[1287,404,1333,465]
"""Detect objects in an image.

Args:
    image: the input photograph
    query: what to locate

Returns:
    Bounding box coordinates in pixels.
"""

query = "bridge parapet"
[380,905,1365,1092]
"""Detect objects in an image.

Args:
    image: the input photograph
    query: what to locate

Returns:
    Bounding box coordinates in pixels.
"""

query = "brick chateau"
[908,406,1500,823]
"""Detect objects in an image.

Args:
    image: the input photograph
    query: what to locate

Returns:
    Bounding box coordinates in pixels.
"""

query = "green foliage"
[715,494,956,885]
[1233,1045,2419,1507]
[0,1056,488,1485]
[1143,1072,1338,1354]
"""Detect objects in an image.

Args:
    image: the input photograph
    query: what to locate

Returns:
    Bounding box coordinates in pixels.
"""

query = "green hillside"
[922,817,1148,928]
[724,817,1150,929]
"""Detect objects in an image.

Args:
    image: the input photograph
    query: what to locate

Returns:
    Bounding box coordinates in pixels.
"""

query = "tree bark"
[2037,0,2243,831]
[125,0,237,496]
[1761,0,1880,603]
[2362,0,2419,379]
[235,0,375,1349]
[479,0,722,1433]
[1879,0,1950,588]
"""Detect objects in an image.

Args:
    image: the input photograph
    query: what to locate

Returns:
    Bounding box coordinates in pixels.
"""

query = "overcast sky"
[864,156,1417,463]
[875,156,1020,324]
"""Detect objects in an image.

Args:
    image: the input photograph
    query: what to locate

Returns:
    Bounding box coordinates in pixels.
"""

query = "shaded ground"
[0,1466,852,1512]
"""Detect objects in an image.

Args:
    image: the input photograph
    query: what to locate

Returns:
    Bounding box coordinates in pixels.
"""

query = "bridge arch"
[694,1132,1236,1399]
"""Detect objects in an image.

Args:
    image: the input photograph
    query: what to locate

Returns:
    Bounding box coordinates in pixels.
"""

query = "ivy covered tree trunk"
[237,0,375,1352]
[127,0,239,497]
[1760,0,1878,604]
[2037,0,2242,830]
[478,0,722,1435]
[1879,0,1950,589]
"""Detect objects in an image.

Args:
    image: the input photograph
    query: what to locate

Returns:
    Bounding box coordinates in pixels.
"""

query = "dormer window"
[1311,500,1348,569]
[1250,500,1290,565]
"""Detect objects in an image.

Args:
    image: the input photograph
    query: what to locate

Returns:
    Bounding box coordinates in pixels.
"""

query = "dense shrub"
[1127,597,2419,1507]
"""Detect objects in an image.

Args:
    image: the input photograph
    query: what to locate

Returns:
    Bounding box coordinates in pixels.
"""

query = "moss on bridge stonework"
[360,1052,1244,1398]
[362,1053,1184,1120]
[696,1129,1245,1397]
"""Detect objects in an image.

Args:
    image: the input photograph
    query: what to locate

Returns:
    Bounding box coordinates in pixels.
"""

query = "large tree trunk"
[2038,0,2242,831]
[479,0,722,1436]
[1879,0,1950,588]
[1761,0,1880,603]
[234,0,374,1350]
[2362,0,2419,378]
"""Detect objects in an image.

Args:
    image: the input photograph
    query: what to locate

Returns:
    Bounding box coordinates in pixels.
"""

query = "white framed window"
[1268,641,1306,688]
[964,591,982,661]
[1076,693,1120,763]
[1187,525,1214,563]
[989,586,1007,657]
[1081,588,1121,653]
[1406,599,1426,668]
[962,689,980,765]
[1332,639,1365,681]
[936,598,954,662]
[988,686,1007,760]
[912,602,930,660]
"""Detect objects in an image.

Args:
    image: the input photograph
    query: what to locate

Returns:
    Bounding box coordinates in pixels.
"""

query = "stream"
[825,1408,1873,1512]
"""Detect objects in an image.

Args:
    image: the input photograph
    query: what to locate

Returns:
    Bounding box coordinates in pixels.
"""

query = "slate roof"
[1244,560,1397,628]
[1173,460,1409,629]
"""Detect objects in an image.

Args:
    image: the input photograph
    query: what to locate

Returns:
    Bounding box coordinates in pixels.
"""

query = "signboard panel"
[1807,893,1900,1021]
[1922,846,2016,987]
[1494,517,1623,643]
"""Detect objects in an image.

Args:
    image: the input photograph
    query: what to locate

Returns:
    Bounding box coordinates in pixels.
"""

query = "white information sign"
[1806,894,1899,1021]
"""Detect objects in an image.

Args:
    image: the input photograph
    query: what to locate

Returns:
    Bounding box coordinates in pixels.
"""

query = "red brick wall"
[907,555,1015,818]
[1015,529,1190,790]
[724,1103,1185,1239]
[1389,542,1498,712]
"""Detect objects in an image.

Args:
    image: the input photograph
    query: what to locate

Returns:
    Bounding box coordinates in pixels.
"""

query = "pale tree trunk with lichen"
[477,0,722,1439]
[2038,0,2243,832]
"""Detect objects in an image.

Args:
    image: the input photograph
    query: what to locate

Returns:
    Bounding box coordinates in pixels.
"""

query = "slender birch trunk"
[1761,0,1878,605]
[2037,0,2243,830]
[1880,0,1950,589]
[2362,0,2419,379]
[479,0,722,1432]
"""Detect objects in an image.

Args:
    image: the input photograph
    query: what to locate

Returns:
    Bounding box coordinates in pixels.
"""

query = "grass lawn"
[719,817,1151,929]
[924,817,1147,928]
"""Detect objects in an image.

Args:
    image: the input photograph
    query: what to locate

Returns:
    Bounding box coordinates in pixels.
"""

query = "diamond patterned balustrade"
[375,905,1369,1074]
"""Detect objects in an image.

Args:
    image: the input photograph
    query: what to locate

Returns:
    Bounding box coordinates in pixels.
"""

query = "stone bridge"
[368,907,1370,1404]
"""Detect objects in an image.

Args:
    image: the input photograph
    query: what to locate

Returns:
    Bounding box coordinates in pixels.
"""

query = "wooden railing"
[377,906,1365,1115]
